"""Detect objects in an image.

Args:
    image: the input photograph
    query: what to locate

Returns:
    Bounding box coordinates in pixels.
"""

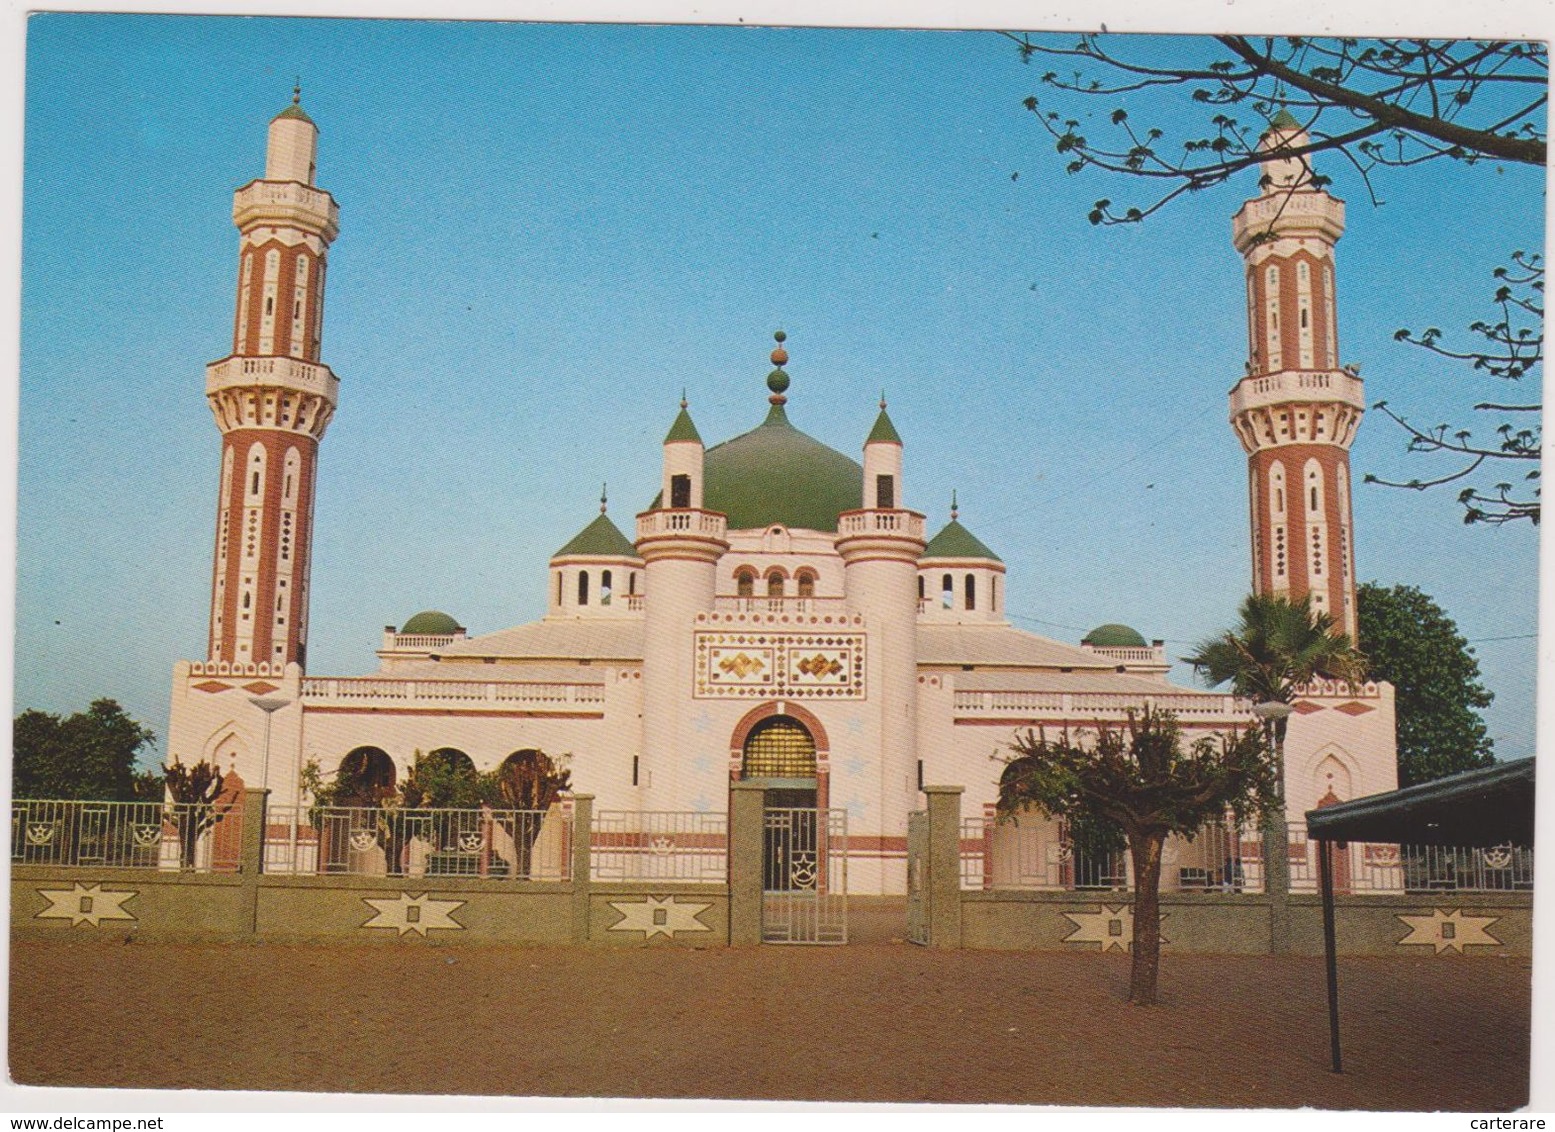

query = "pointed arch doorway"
[731,704,847,944]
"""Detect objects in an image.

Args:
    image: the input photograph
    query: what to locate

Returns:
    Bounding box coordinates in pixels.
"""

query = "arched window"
[600,569,613,606]
[555,571,563,607]
[742,716,817,779]
[577,570,589,606]
[918,575,925,601]
[941,574,953,609]
[965,574,976,610]
[796,570,816,599]
[736,569,756,598]
[766,570,785,599]
[991,575,998,612]
[628,572,637,596]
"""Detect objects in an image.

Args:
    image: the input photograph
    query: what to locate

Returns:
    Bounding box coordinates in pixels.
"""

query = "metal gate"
[905,809,929,946]
[762,807,847,944]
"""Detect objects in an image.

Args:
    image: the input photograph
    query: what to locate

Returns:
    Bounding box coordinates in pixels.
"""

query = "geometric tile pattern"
[608,895,713,938]
[1395,908,1502,953]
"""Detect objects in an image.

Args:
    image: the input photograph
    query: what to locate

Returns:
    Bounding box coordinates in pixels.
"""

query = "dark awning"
[1305,757,1535,848]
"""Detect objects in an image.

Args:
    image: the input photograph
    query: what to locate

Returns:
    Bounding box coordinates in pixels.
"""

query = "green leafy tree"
[1002,34,1545,523]
[1356,582,1495,785]
[12,699,157,800]
[999,710,1275,1005]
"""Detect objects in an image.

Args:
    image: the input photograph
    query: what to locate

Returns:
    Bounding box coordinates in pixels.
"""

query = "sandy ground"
[8,935,1531,1109]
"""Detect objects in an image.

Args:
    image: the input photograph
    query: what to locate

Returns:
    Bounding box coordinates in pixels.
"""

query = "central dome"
[703,403,862,532]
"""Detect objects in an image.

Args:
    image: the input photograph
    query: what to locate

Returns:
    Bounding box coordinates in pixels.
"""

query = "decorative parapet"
[299,677,606,712]
[1231,189,1344,251]
[711,596,849,616]
[951,690,1251,719]
[1292,679,1384,699]
[188,659,290,679]
[232,179,340,239]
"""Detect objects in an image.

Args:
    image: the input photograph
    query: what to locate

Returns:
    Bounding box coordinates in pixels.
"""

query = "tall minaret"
[203,90,340,671]
[1229,111,1364,638]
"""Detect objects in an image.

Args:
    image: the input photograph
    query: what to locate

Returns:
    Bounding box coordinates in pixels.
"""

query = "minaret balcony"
[635,507,728,544]
[233,179,340,240]
[837,508,926,540]
[206,355,340,405]
[1232,190,1344,251]
[1230,368,1364,417]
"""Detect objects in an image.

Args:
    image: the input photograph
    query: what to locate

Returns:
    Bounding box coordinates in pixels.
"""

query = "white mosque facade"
[165,100,1399,894]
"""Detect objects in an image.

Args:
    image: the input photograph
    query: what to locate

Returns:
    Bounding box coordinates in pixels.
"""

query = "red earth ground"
[8,933,1531,1109]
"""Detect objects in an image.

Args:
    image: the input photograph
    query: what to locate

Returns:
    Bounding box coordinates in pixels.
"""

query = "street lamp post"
[1252,700,1295,954]
[249,696,290,793]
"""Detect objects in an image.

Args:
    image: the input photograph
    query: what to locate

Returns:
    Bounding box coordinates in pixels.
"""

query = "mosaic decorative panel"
[694,630,865,699]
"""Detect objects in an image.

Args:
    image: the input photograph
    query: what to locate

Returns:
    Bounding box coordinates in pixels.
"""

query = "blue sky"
[16,15,1544,765]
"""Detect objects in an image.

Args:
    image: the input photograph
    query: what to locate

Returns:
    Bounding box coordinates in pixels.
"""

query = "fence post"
[240,787,269,935]
[925,785,964,949]
[728,781,766,945]
[569,794,594,944]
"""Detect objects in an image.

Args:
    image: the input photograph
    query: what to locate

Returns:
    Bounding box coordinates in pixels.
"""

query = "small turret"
[862,392,903,510]
[551,487,644,618]
[662,392,704,510]
[918,492,1006,622]
[265,84,319,185]
[1257,109,1314,197]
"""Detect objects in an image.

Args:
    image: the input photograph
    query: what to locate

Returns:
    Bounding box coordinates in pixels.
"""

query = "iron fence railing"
[963,811,1264,893]
[1288,822,1531,894]
[11,798,244,872]
[262,805,570,880]
[591,810,728,882]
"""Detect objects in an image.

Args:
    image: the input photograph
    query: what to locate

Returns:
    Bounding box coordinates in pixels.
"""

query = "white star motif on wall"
[35,883,137,928]
[1396,908,1502,953]
[842,755,866,777]
[691,755,713,774]
[844,716,864,734]
[361,892,466,936]
[608,895,712,938]
[1061,904,1167,952]
[841,795,867,820]
[691,711,713,732]
[691,796,712,813]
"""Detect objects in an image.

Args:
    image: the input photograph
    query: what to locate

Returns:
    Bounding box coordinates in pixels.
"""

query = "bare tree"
[1368,251,1542,524]
[1003,34,1545,523]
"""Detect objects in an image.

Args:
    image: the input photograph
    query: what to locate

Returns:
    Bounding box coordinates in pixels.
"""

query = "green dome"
[1083,623,1149,648]
[554,512,638,559]
[923,518,1001,562]
[401,610,461,635]
[652,404,863,532]
[274,103,315,125]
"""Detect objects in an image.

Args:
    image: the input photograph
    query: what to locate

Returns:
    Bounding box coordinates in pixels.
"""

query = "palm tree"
[1186,593,1366,718]
[1185,594,1366,950]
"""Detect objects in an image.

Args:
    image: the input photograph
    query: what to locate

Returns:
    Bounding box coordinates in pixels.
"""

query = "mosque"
[165,99,1398,894]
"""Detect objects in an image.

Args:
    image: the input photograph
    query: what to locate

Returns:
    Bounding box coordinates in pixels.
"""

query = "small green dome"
[273,103,315,126]
[1083,623,1149,648]
[923,518,1001,562]
[401,610,461,635]
[554,512,638,559]
[1268,109,1301,131]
